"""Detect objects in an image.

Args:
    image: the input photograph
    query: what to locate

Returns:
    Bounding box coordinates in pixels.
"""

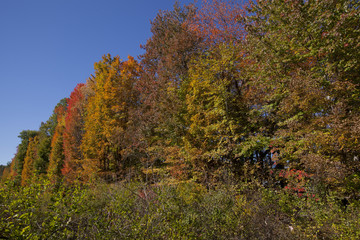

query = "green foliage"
[1,180,359,239]
[184,43,250,178]
[47,128,65,184]
[244,0,360,190]
[34,137,51,175]
[33,99,68,177]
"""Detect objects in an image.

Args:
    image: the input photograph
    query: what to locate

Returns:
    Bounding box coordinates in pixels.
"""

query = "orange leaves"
[47,102,67,183]
[5,0,359,191]
[21,136,39,186]
[81,54,141,181]
[63,83,86,183]
[121,55,141,78]
[189,0,247,45]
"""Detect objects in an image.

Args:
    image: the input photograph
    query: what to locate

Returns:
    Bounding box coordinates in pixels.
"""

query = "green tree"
[244,0,360,191]
[35,98,68,176]
[184,43,252,181]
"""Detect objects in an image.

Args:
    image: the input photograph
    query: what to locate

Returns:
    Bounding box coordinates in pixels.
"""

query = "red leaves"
[62,83,86,182]
[189,0,247,45]
[277,169,311,197]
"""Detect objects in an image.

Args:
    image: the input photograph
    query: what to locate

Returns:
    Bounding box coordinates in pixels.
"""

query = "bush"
[1,179,359,239]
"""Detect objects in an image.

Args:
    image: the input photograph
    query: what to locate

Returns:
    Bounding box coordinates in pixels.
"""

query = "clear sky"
[0,0,194,165]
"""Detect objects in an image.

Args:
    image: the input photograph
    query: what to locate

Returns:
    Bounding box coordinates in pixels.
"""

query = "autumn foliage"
[47,101,67,183]
[62,83,86,183]
[80,55,141,182]
[1,0,359,213]
[21,136,39,186]
[0,1,359,239]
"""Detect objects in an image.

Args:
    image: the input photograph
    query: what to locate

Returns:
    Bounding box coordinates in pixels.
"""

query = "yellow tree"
[47,101,67,183]
[184,43,251,181]
[81,54,140,182]
[8,158,17,180]
[21,136,39,186]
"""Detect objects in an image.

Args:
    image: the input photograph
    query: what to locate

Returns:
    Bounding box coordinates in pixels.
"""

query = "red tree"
[62,83,86,183]
[189,0,247,45]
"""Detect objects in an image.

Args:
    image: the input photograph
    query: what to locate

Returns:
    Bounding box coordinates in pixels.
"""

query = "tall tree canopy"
[62,83,87,183]
[21,136,39,186]
[244,0,360,190]
[3,1,359,201]
[13,130,39,183]
[81,55,141,181]
[47,99,68,183]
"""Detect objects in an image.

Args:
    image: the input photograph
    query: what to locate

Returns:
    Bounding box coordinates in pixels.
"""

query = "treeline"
[1,0,359,199]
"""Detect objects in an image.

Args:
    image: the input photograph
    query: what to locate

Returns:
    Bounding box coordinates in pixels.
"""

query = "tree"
[33,98,68,176]
[8,157,17,180]
[136,2,202,180]
[12,130,39,183]
[21,136,39,186]
[189,0,247,46]
[244,0,360,191]
[62,83,86,183]
[0,162,11,181]
[184,43,252,181]
[47,100,68,183]
[140,2,200,85]
[81,55,140,182]
[1,166,11,182]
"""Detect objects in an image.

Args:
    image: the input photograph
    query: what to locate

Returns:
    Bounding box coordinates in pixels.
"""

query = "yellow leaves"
[81,54,141,179]
[338,134,346,150]
[21,136,39,186]
[121,55,141,77]
[183,44,247,166]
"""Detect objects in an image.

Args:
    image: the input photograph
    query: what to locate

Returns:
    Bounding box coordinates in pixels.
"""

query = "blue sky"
[0,0,194,165]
